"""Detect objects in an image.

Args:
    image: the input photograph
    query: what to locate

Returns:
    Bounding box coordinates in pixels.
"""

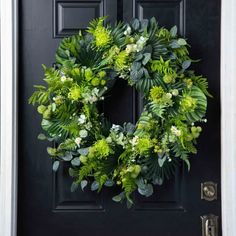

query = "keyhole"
[207,226,215,236]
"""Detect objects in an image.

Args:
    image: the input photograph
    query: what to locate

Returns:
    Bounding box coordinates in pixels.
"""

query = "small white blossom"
[124,26,131,35]
[111,124,120,132]
[125,44,137,54]
[171,89,179,96]
[203,119,207,123]
[85,122,92,130]
[129,136,139,148]
[136,36,148,52]
[106,137,112,143]
[166,93,172,99]
[61,76,73,82]
[78,114,86,124]
[171,126,182,137]
[75,137,82,147]
[79,129,88,138]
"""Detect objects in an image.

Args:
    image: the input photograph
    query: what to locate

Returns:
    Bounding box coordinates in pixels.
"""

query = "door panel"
[18,0,221,235]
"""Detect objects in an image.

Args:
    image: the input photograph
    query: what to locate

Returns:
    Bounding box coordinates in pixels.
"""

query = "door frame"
[0,0,235,235]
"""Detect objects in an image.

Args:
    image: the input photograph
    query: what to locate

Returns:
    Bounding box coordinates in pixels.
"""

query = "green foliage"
[29,16,211,207]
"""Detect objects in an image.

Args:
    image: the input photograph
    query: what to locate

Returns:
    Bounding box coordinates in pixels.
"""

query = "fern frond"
[192,76,213,98]
[28,88,49,105]
[87,16,107,34]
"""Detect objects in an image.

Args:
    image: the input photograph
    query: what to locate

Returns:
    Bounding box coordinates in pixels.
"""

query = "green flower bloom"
[71,68,80,76]
[136,137,153,155]
[68,86,81,101]
[127,165,141,178]
[98,70,106,78]
[100,79,106,86]
[91,77,100,86]
[191,126,202,138]
[85,68,93,81]
[184,78,193,88]
[37,105,47,114]
[93,26,112,48]
[180,95,197,112]
[149,86,165,102]
[43,105,52,119]
[53,95,64,105]
[163,74,176,84]
[114,51,129,71]
[90,139,111,158]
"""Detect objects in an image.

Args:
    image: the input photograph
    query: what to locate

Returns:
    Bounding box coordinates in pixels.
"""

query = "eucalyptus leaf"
[91,181,99,191]
[182,60,191,70]
[152,177,164,185]
[169,40,180,49]
[112,195,122,202]
[104,179,114,187]
[131,61,142,71]
[158,156,167,167]
[142,53,151,65]
[70,181,79,192]
[38,133,47,140]
[62,152,73,161]
[81,180,88,191]
[71,157,80,166]
[131,70,138,81]
[170,25,177,37]
[138,184,153,197]
[78,147,89,156]
[178,38,187,46]
[124,122,135,134]
[141,19,148,31]
[69,167,77,177]
[135,53,143,62]
[131,18,140,30]
[112,192,125,202]
[52,160,60,172]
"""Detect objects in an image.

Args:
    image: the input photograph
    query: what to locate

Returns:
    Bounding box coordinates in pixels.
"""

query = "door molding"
[0,0,18,236]
[221,0,236,235]
[0,0,235,235]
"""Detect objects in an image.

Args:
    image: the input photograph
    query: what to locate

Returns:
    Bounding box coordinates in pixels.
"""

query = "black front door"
[18,0,221,235]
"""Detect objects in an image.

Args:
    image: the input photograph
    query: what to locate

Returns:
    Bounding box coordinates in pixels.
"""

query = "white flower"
[166,93,172,99]
[111,124,120,132]
[61,76,67,82]
[106,137,112,143]
[75,137,82,147]
[92,88,99,96]
[61,76,73,82]
[79,129,88,138]
[136,36,148,52]
[85,122,92,130]
[78,114,86,124]
[124,26,131,35]
[171,89,179,96]
[129,136,139,147]
[125,44,137,54]
[203,119,207,123]
[171,126,182,137]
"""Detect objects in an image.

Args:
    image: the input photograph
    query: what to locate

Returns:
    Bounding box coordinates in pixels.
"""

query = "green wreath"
[29,17,211,206]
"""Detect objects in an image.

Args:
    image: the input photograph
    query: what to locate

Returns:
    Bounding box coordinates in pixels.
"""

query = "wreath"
[29,17,211,207]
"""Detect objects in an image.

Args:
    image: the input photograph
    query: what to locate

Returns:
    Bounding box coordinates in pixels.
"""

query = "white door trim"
[0,0,235,235]
[0,0,18,236]
[221,0,236,235]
